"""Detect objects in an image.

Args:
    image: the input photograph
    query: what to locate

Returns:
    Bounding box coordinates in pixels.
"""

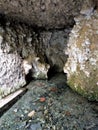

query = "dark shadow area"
[47,66,59,80]
[48,72,68,94]
[0,13,75,32]
[25,70,34,84]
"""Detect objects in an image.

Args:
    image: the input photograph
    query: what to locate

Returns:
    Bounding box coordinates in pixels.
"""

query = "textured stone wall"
[0,33,26,99]
[0,20,70,98]
[0,0,83,28]
[64,10,98,101]
[39,29,71,72]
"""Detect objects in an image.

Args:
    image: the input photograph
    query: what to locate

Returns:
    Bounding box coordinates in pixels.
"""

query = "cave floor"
[0,73,98,130]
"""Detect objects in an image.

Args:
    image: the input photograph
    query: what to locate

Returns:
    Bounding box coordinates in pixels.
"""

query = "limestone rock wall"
[0,33,26,99]
[0,0,83,28]
[40,30,70,72]
[1,20,69,75]
[0,21,51,81]
[0,22,38,98]
[0,20,69,99]
[64,10,98,101]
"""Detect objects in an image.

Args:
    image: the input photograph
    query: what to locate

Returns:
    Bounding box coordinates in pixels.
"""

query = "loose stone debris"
[0,73,98,130]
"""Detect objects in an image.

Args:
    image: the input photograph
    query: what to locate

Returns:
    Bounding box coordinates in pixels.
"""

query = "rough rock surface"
[40,30,70,72]
[0,0,83,28]
[0,34,26,99]
[0,19,70,82]
[2,20,69,74]
[80,0,98,16]
[23,54,50,79]
[0,20,51,79]
[64,10,98,101]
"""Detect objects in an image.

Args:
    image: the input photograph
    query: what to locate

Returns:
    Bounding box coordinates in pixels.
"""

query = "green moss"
[68,75,87,97]
[67,72,98,101]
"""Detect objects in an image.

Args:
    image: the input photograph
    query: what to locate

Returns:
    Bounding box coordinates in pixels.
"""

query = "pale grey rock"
[80,0,98,19]
[0,21,50,80]
[23,54,50,79]
[64,11,98,101]
[0,35,26,99]
[80,0,95,16]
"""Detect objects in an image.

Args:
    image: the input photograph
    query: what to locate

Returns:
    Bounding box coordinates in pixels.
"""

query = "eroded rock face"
[80,0,97,16]
[0,20,69,82]
[0,0,83,28]
[22,30,69,78]
[23,54,50,79]
[1,21,50,79]
[40,30,70,72]
[64,11,98,101]
[0,34,26,99]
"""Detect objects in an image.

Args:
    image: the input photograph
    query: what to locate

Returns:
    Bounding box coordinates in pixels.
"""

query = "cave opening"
[0,13,72,100]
